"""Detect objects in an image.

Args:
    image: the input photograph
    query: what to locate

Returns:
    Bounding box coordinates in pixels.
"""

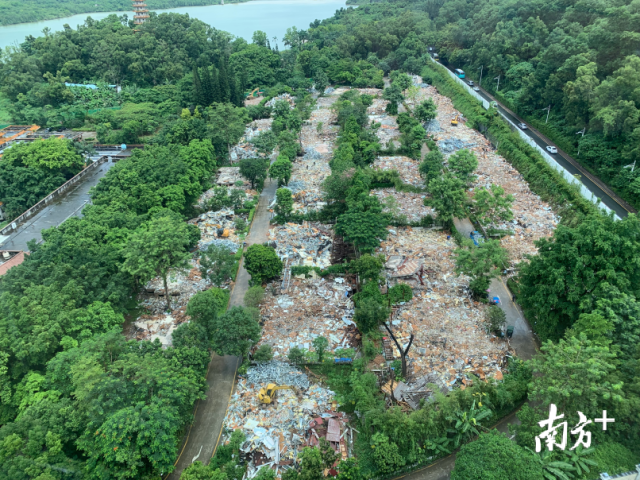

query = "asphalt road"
[0,159,115,251]
[439,64,634,218]
[167,178,278,479]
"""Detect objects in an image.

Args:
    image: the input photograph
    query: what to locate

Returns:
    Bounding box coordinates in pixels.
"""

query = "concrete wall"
[429,57,618,219]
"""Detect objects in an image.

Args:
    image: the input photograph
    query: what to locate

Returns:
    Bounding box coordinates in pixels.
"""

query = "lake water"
[0,0,348,50]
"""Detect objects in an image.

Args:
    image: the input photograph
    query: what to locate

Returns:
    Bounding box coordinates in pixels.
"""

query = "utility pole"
[624,161,636,173]
[576,128,586,156]
[543,105,551,124]
[478,65,483,86]
[494,75,500,91]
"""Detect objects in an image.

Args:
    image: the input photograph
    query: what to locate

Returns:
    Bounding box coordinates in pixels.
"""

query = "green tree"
[425,173,467,223]
[312,336,329,362]
[336,458,363,480]
[270,155,293,186]
[122,214,193,311]
[252,30,268,47]
[414,98,437,123]
[243,244,283,286]
[446,400,493,448]
[201,66,214,106]
[314,69,330,94]
[239,157,269,190]
[193,65,206,106]
[187,288,227,332]
[370,433,405,474]
[453,239,508,296]
[349,254,384,283]
[244,286,265,308]
[518,215,640,341]
[448,149,478,183]
[274,188,294,220]
[451,430,543,480]
[528,334,623,419]
[472,184,514,226]
[485,305,506,333]
[200,243,237,287]
[383,83,404,115]
[335,211,388,254]
[419,150,444,183]
[211,306,261,360]
[390,71,413,91]
[208,102,249,159]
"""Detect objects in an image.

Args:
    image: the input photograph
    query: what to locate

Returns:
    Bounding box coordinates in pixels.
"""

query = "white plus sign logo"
[595,410,615,431]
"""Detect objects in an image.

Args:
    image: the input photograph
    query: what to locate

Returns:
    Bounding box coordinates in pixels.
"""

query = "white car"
[468,80,474,86]
[473,86,480,91]
[546,145,558,154]
[518,122,527,129]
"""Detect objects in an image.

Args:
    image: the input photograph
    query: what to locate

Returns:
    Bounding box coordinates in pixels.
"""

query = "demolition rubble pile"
[231,118,275,162]
[258,277,357,358]
[422,84,559,262]
[221,362,350,477]
[372,188,435,222]
[373,156,424,187]
[133,309,190,346]
[194,208,245,248]
[267,222,334,269]
[266,93,296,109]
[375,227,510,394]
[138,259,210,313]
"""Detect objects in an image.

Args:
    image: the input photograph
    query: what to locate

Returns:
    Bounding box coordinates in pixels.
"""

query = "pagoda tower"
[132,0,149,25]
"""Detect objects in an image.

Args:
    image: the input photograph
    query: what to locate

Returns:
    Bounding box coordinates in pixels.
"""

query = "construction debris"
[258,277,357,358]
[373,156,424,187]
[375,227,511,387]
[372,189,435,222]
[268,222,333,269]
[265,93,296,109]
[221,362,350,477]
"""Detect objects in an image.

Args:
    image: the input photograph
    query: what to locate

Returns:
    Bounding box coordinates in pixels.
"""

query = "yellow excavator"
[451,115,459,126]
[258,384,294,405]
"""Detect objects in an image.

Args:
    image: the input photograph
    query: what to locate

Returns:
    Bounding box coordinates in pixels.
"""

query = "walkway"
[167,177,278,479]
[229,178,278,307]
[0,159,115,251]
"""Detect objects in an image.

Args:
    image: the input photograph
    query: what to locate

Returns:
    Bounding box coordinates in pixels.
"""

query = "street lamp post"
[542,105,551,124]
[478,65,483,86]
[494,75,500,91]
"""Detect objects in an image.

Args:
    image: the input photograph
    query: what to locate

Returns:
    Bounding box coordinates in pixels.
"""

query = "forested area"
[0,0,639,479]
[0,0,246,26]
[426,0,640,209]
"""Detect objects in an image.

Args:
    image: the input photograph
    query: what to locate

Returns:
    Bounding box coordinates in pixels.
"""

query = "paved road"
[438,64,634,218]
[229,178,278,307]
[167,355,240,480]
[167,178,278,479]
[453,218,538,361]
[0,159,116,251]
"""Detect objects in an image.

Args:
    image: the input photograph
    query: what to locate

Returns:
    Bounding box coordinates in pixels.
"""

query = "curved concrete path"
[167,178,278,479]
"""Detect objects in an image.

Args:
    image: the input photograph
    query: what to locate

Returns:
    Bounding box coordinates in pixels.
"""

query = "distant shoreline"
[0,0,252,27]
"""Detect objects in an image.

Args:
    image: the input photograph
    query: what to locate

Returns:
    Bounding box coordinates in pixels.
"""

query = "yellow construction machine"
[258,384,294,404]
[451,115,459,126]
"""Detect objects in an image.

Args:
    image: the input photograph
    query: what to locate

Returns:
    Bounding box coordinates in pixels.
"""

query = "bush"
[388,284,413,304]
[253,344,273,363]
[288,346,305,364]
[244,286,265,308]
[451,430,543,480]
[485,305,506,333]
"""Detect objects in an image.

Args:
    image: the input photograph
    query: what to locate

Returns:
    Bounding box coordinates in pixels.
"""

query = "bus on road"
[454,69,465,78]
